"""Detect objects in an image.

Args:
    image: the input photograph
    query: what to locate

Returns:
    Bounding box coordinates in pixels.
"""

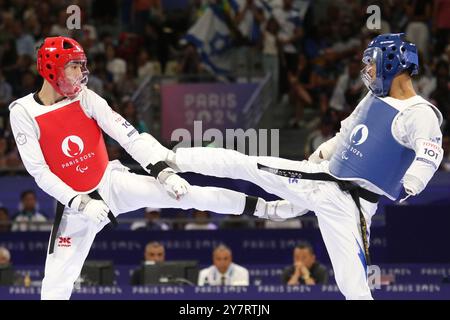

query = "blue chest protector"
[329,94,416,200]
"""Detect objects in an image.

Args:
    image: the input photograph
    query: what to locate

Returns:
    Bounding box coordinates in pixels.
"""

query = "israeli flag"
[184,3,238,76]
[183,0,310,76]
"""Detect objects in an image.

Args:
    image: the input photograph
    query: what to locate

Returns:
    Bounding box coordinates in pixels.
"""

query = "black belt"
[48,190,118,254]
[257,163,380,265]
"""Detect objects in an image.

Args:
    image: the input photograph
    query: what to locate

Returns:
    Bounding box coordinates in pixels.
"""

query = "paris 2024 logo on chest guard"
[61,135,91,173]
[341,125,369,160]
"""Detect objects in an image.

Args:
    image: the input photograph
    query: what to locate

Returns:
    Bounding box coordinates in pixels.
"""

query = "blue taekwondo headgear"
[361,33,419,97]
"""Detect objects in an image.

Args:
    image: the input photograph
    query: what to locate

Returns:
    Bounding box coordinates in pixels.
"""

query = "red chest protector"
[35,101,109,192]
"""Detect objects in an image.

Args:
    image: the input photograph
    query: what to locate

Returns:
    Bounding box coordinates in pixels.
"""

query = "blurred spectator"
[90,53,114,97]
[13,21,36,58]
[0,246,10,265]
[132,0,164,32]
[130,208,170,231]
[142,22,162,62]
[304,114,335,159]
[177,43,205,80]
[105,44,127,84]
[282,242,328,285]
[430,60,450,134]
[0,38,18,72]
[0,133,21,169]
[264,218,302,229]
[0,69,13,109]
[130,241,166,285]
[0,136,9,168]
[405,0,432,62]
[262,17,281,101]
[120,96,149,134]
[0,246,23,285]
[23,8,41,39]
[220,215,255,229]
[273,0,304,95]
[0,207,11,233]
[288,53,313,128]
[433,0,450,56]
[185,210,218,230]
[234,0,264,45]
[7,55,35,97]
[117,32,142,62]
[198,244,249,286]
[329,57,365,114]
[322,20,360,65]
[50,9,73,37]
[288,53,335,128]
[17,70,38,97]
[117,62,138,97]
[136,49,161,81]
[189,0,208,25]
[412,54,434,99]
[12,190,51,232]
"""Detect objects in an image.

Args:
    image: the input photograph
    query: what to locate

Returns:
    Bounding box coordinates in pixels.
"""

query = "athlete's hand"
[69,194,109,224]
[158,169,190,200]
[403,174,424,197]
[82,198,109,224]
[308,149,325,163]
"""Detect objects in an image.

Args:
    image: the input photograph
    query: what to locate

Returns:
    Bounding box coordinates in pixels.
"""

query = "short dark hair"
[0,207,9,216]
[20,190,36,200]
[213,244,232,256]
[295,241,314,255]
[146,241,164,250]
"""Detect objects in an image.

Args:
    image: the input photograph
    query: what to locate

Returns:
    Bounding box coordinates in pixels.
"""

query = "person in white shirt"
[198,245,249,286]
[130,208,170,231]
[11,190,51,232]
[8,36,290,300]
[184,210,218,231]
[262,17,281,101]
[168,33,444,300]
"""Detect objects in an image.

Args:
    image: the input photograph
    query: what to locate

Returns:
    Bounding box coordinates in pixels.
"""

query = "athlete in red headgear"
[9,37,291,299]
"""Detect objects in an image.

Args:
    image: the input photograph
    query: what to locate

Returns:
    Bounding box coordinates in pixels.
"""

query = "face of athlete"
[64,61,83,80]
[64,61,88,85]
[362,62,376,82]
[360,60,378,93]
[58,60,89,97]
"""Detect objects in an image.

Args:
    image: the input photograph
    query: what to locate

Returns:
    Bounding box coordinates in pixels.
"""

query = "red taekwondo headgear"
[37,36,89,98]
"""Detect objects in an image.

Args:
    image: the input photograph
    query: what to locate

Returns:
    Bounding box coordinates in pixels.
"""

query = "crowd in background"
[0,240,329,286]
[0,0,449,229]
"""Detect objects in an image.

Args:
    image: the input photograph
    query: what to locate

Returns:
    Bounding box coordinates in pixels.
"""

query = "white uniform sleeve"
[81,89,170,169]
[9,105,78,206]
[309,97,364,162]
[396,105,443,194]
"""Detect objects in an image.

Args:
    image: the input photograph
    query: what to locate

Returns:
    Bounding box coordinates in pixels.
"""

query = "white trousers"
[176,148,379,300]
[41,160,248,300]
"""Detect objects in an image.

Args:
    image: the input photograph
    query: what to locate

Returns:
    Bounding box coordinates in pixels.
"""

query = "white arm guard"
[308,136,339,163]
[403,139,444,195]
[125,132,172,170]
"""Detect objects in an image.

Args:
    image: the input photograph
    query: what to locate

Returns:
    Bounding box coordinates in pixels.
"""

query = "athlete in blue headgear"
[166,33,444,299]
